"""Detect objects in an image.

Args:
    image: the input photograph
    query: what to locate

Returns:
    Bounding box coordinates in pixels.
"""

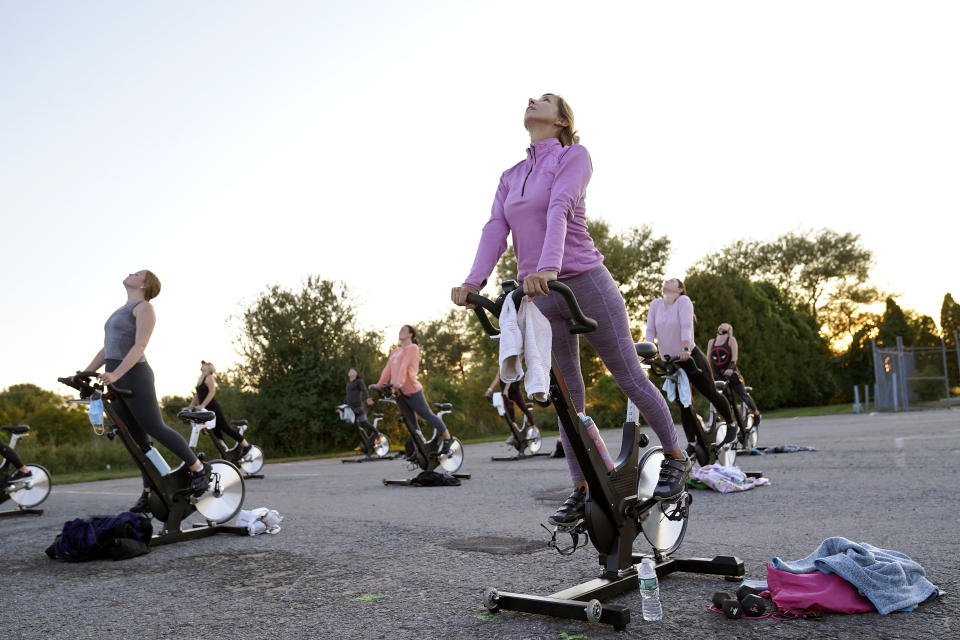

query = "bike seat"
[432,403,452,411]
[179,410,215,423]
[635,342,658,360]
[373,413,384,419]
[230,419,248,426]
[714,380,728,391]
[744,386,753,393]
[0,425,29,434]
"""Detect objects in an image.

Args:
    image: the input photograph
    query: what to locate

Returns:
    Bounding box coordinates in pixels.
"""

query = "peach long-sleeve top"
[376,344,423,395]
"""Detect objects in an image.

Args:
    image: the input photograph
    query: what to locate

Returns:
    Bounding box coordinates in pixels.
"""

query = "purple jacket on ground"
[463,137,604,290]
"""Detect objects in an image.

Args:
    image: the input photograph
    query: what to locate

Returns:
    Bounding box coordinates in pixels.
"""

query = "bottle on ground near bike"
[144,447,171,475]
[638,557,663,622]
[579,413,614,472]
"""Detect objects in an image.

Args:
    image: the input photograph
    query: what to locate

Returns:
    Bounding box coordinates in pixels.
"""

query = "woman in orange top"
[369,325,454,454]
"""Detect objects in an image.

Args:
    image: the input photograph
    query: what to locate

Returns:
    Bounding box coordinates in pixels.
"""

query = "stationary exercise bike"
[706,379,760,451]
[639,350,737,468]
[58,373,247,545]
[466,282,743,630]
[0,426,52,517]
[335,404,397,463]
[489,391,549,462]
[371,384,469,486]
[179,410,266,479]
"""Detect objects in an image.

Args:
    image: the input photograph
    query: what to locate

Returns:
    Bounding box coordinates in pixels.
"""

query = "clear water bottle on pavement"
[638,557,662,621]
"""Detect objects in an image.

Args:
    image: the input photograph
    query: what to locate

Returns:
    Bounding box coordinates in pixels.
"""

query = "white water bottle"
[144,446,171,476]
[638,557,662,621]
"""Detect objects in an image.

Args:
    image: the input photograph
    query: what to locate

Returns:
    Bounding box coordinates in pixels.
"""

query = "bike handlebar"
[465,281,598,336]
[57,372,133,397]
[641,354,702,378]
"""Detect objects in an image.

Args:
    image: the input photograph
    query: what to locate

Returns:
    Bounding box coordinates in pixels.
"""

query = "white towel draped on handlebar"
[662,368,692,407]
[498,296,551,403]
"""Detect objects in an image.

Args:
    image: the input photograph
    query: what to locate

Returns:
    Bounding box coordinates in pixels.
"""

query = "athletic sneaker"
[548,486,586,526]
[6,469,32,483]
[130,490,151,513]
[439,437,454,456]
[189,463,211,497]
[652,455,692,501]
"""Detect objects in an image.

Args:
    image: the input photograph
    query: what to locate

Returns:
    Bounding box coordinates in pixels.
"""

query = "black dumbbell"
[712,590,765,619]
[712,592,742,619]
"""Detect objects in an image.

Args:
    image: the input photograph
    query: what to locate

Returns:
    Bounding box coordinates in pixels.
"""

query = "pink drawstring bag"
[767,562,875,615]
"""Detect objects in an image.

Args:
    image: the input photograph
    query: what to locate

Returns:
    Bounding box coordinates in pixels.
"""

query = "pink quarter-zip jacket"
[463,137,604,290]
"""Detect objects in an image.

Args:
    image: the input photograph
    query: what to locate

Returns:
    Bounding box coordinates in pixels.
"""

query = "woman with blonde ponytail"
[451,94,690,527]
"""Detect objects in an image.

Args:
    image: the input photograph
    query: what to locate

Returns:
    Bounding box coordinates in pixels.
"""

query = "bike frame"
[467,283,743,629]
[59,375,246,545]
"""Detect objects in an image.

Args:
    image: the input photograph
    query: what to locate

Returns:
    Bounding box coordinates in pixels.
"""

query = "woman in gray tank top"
[81,270,211,511]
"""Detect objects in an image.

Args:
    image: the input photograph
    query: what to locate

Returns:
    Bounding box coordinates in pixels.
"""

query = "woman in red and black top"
[706,323,761,423]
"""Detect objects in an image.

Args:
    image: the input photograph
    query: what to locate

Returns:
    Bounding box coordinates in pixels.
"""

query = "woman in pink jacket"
[451,94,689,527]
[369,325,454,455]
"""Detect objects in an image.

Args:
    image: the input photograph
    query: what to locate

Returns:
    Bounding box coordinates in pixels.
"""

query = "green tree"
[684,273,836,409]
[0,384,89,447]
[231,277,384,455]
[690,229,879,341]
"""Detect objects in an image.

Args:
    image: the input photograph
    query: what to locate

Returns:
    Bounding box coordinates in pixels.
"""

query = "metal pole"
[872,338,880,410]
[892,373,899,411]
[853,386,861,414]
[942,335,952,410]
[864,384,870,412]
[954,329,960,391]
[897,336,908,411]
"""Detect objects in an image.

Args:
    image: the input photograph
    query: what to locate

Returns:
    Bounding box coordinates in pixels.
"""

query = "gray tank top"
[104,300,147,362]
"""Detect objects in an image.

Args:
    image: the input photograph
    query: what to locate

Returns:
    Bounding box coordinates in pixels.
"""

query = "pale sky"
[1,1,958,397]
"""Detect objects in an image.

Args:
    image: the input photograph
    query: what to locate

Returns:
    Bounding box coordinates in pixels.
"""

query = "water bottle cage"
[541,521,589,556]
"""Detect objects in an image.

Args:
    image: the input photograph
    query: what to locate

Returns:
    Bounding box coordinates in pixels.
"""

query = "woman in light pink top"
[369,325,454,454]
[646,278,736,451]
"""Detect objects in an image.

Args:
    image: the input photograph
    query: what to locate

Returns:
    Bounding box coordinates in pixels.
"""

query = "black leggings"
[721,371,760,415]
[350,406,377,435]
[206,399,245,445]
[396,390,448,436]
[499,380,535,426]
[106,360,199,488]
[677,348,736,445]
[0,441,24,470]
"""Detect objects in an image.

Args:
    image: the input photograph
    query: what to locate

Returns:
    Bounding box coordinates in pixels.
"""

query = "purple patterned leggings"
[534,265,679,483]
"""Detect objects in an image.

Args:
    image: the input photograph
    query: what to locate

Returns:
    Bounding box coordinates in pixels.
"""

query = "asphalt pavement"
[2,410,957,640]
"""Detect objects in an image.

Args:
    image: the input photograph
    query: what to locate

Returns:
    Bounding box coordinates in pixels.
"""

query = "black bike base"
[485,555,743,630]
[243,473,265,479]
[342,453,401,464]
[382,472,471,486]
[0,507,44,518]
[491,451,552,462]
[150,523,248,547]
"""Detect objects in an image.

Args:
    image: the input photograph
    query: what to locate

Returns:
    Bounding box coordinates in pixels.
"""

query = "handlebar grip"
[509,282,597,334]
[465,292,501,336]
